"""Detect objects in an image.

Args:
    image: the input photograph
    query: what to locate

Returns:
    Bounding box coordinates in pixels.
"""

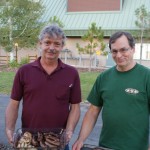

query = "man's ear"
[132,47,135,54]
[60,45,64,51]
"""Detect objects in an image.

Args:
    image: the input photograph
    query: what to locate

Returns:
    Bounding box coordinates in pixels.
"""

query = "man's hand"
[5,128,14,145]
[72,139,84,150]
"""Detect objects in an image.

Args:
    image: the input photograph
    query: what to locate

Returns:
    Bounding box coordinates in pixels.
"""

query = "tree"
[135,5,150,64]
[76,22,107,72]
[49,16,64,28]
[0,0,45,52]
[0,0,5,6]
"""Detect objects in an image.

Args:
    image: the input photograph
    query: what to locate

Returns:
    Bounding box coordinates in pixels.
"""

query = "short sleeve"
[11,68,24,101]
[87,75,103,107]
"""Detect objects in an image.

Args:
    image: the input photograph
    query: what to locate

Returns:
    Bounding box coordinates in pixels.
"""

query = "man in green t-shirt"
[72,31,150,150]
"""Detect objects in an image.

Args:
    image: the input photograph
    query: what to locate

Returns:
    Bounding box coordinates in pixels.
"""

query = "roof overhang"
[64,29,140,37]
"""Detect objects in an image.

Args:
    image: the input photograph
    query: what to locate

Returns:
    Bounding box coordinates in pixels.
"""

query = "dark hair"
[38,24,66,45]
[109,31,135,50]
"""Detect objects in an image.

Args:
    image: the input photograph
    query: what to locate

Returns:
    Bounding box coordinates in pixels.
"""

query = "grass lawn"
[0,71,100,101]
[79,72,100,101]
[0,72,15,95]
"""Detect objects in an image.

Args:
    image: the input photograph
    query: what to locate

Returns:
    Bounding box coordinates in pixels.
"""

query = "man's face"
[110,35,135,70]
[39,34,63,61]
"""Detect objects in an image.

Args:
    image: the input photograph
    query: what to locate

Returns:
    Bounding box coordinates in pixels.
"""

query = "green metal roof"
[41,0,150,37]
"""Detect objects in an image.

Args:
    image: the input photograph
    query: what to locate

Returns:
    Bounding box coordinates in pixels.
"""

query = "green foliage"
[76,22,107,71]
[8,60,19,68]
[8,56,30,68]
[0,0,5,6]
[19,57,29,66]
[135,5,150,40]
[49,16,64,28]
[0,0,45,49]
[76,23,107,55]
[135,5,150,29]
[4,44,13,52]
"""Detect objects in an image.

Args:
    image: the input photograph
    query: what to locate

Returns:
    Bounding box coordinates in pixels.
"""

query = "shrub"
[19,57,30,66]
[8,60,19,68]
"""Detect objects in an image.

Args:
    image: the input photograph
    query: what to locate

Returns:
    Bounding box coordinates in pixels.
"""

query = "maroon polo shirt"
[11,57,81,129]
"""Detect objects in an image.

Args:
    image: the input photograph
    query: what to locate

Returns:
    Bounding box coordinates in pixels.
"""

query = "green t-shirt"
[87,63,150,150]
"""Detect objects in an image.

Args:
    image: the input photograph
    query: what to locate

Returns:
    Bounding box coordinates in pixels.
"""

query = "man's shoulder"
[63,63,78,72]
[18,61,38,72]
[136,63,150,73]
[101,66,115,75]
[94,67,115,82]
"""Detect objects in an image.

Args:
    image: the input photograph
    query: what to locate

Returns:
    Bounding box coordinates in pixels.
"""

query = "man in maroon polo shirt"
[5,24,81,150]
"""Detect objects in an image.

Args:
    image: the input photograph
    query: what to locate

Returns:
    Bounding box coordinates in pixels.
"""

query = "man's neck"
[40,58,58,74]
[116,61,136,72]
[40,57,58,67]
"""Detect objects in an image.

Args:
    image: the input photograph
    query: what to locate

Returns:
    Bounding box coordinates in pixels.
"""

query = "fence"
[0,56,10,64]
[0,55,37,64]
[27,55,38,62]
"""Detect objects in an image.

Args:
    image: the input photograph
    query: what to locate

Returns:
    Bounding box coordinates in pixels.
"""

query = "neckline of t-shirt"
[114,63,138,74]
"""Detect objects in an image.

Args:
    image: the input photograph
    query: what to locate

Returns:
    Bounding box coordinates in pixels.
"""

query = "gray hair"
[38,24,66,45]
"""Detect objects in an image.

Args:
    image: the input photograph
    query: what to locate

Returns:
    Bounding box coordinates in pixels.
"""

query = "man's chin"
[46,56,57,61]
[117,62,126,68]
[117,61,125,65]
[46,54,55,58]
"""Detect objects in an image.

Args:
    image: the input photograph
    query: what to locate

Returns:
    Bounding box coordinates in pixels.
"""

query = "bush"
[19,57,30,66]
[8,60,19,68]
[8,57,30,68]
[5,45,13,52]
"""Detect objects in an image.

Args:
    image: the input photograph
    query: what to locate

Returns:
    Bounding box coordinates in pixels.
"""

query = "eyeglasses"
[110,47,131,55]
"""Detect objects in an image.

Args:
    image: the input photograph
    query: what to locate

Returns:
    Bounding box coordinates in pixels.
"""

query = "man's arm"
[72,104,101,150]
[65,103,80,142]
[5,99,20,144]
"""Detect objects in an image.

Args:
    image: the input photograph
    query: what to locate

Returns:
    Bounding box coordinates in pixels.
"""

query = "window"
[67,0,121,12]
[134,43,150,60]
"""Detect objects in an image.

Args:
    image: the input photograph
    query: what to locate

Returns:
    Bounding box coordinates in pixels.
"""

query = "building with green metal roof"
[41,0,150,37]
[40,0,150,67]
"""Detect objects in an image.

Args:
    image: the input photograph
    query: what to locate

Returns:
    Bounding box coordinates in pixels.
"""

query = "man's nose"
[115,51,122,57]
[49,44,55,49]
